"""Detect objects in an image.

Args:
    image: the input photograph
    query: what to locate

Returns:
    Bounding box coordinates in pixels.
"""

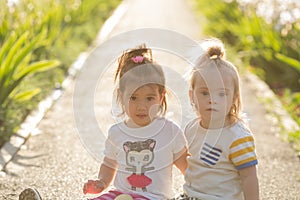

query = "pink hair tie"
[131,56,144,63]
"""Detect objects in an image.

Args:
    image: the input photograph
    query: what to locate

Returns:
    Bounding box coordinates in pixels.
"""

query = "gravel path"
[1,0,300,199]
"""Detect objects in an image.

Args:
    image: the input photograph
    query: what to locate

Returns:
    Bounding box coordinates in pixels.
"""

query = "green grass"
[0,0,121,147]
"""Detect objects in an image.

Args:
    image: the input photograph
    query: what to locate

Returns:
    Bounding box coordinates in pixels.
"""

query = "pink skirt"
[89,189,150,200]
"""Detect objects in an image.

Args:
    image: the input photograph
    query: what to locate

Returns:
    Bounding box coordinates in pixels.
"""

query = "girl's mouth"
[207,108,217,111]
[136,114,148,118]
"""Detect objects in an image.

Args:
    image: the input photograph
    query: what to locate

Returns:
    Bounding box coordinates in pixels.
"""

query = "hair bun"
[207,46,224,59]
[127,44,152,62]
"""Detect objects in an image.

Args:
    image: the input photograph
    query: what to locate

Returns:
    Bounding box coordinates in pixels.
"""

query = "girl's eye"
[130,96,136,101]
[219,92,226,97]
[147,97,154,101]
[201,91,209,96]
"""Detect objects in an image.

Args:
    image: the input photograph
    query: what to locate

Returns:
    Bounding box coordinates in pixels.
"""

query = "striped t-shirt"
[183,118,258,200]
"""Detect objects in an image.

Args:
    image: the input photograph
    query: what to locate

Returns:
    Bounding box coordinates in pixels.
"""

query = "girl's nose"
[208,96,217,104]
[136,101,147,110]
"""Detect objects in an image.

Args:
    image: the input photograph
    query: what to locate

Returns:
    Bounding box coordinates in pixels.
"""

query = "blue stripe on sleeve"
[236,160,258,170]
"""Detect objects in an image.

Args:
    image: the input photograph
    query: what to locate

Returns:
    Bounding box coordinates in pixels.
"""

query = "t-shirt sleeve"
[172,123,187,155]
[103,128,117,160]
[229,135,258,170]
[183,118,200,148]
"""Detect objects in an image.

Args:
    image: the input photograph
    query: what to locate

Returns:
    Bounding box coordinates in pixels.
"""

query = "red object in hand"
[83,179,106,194]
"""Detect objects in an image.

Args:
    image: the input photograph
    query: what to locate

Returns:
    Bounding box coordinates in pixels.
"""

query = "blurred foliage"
[193,0,300,91]
[0,0,121,147]
[281,90,300,125]
[281,90,300,151]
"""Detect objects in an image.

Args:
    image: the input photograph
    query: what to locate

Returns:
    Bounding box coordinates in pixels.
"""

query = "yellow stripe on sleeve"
[230,136,254,148]
[229,146,255,160]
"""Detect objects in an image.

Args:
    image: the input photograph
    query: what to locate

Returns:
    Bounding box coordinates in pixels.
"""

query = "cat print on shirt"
[123,139,156,192]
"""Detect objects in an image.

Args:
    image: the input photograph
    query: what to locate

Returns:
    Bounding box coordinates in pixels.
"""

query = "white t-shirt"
[104,117,186,200]
[183,118,258,200]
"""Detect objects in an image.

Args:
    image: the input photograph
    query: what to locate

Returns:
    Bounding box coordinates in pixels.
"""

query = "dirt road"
[1,0,300,199]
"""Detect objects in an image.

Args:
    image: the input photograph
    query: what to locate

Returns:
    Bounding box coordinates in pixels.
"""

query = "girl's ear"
[117,88,122,97]
[189,89,194,104]
[117,88,124,104]
[160,90,166,104]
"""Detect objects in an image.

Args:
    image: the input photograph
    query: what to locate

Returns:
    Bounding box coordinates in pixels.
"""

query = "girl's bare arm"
[239,165,259,200]
[98,156,118,186]
[173,147,188,174]
[83,157,118,194]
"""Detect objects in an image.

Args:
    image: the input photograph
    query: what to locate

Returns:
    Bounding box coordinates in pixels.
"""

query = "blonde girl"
[83,44,188,200]
[181,39,259,200]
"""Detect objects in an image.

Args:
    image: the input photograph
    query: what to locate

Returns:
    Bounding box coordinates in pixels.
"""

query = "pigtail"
[114,44,153,83]
[207,45,225,60]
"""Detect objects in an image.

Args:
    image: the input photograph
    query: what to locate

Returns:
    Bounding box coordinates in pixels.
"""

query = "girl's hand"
[83,179,106,194]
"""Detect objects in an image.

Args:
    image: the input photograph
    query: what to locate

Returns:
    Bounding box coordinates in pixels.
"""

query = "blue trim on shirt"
[200,152,219,161]
[202,147,221,157]
[204,143,222,153]
[236,160,258,170]
[200,157,216,165]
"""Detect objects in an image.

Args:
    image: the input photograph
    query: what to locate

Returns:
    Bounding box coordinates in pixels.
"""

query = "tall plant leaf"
[13,88,41,102]
[275,53,300,72]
